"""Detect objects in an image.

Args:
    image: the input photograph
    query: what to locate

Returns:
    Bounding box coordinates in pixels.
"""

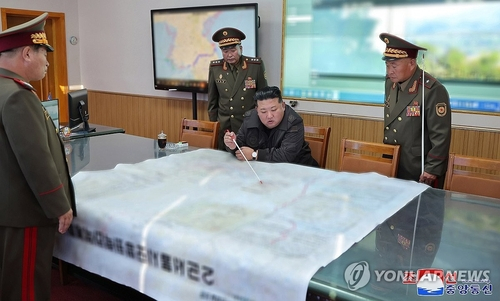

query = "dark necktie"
[231,66,238,81]
[396,84,400,103]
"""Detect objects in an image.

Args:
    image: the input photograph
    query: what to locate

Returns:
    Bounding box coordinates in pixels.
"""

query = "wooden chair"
[179,118,219,149]
[339,138,400,177]
[444,153,500,199]
[304,125,331,168]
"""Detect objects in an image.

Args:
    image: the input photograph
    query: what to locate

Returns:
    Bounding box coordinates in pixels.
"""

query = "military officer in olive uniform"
[0,13,76,300]
[208,27,267,150]
[380,33,451,188]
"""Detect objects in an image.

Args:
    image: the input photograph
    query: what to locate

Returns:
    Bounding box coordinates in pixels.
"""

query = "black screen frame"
[151,3,259,94]
[68,89,93,132]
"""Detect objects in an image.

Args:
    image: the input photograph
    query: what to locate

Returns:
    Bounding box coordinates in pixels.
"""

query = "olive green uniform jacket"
[383,66,451,187]
[0,68,76,228]
[208,55,267,149]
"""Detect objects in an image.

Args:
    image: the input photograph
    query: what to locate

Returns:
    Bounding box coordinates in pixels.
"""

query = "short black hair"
[253,86,283,103]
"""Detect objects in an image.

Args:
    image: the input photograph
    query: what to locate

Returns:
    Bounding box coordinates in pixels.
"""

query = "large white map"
[54,149,428,301]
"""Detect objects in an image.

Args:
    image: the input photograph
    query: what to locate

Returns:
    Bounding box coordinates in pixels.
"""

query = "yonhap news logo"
[344,261,370,291]
[344,261,493,297]
[412,268,492,297]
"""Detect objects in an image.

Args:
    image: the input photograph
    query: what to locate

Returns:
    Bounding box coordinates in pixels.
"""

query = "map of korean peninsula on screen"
[152,5,257,93]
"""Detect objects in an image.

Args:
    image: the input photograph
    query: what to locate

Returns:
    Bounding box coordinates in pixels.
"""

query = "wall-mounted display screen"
[283,0,500,114]
[151,3,259,93]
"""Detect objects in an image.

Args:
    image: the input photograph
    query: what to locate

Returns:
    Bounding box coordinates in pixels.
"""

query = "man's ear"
[20,46,33,61]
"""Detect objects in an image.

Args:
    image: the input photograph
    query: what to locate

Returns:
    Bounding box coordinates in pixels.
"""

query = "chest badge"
[215,74,226,84]
[406,101,421,117]
[244,77,256,89]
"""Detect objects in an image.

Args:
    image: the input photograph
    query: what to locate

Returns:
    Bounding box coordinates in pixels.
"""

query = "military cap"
[379,33,426,61]
[212,27,246,49]
[0,12,53,53]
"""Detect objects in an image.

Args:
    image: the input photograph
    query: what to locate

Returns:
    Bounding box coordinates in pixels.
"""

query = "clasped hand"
[419,171,437,186]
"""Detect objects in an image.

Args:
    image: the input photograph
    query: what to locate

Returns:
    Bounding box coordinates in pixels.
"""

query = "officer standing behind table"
[379,33,451,188]
[208,27,268,150]
[0,13,76,300]
[224,86,318,167]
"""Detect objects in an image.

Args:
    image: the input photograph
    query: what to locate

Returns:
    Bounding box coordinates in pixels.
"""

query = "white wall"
[76,0,283,101]
[0,0,81,85]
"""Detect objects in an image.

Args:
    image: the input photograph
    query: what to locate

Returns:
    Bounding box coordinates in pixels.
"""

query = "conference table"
[307,188,500,301]
[57,133,500,301]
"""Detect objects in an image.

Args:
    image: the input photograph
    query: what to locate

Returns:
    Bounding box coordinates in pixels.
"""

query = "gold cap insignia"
[31,32,49,46]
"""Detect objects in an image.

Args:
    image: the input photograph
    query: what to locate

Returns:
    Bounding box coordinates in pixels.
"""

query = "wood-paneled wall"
[88,90,500,171]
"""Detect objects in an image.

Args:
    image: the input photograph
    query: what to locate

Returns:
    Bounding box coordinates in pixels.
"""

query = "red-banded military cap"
[212,27,246,49]
[0,12,53,53]
[379,33,426,61]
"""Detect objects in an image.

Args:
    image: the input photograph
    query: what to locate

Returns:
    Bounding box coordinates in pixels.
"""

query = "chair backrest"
[179,118,219,149]
[339,138,400,177]
[304,125,331,169]
[444,153,500,199]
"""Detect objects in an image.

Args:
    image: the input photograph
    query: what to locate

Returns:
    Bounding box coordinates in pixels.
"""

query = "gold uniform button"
[230,115,234,118]
[230,107,233,110]
[241,97,244,100]
[243,88,247,91]
[241,106,245,109]
[390,225,394,230]
[225,89,228,92]
[394,139,397,143]
[385,126,389,130]
[398,117,402,121]
[393,129,397,133]
[384,137,388,140]
[386,114,390,118]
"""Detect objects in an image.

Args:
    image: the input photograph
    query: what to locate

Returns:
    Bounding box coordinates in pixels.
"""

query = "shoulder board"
[244,110,252,117]
[244,57,262,64]
[210,59,224,66]
[419,72,437,89]
[0,75,35,91]
[13,78,35,91]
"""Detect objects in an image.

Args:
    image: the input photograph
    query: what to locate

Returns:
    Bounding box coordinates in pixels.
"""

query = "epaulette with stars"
[210,59,224,67]
[419,72,437,89]
[245,57,262,64]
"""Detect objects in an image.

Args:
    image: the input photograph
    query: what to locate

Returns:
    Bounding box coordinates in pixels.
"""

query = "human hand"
[235,146,253,161]
[419,172,437,186]
[224,131,236,150]
[58,209,73,234]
